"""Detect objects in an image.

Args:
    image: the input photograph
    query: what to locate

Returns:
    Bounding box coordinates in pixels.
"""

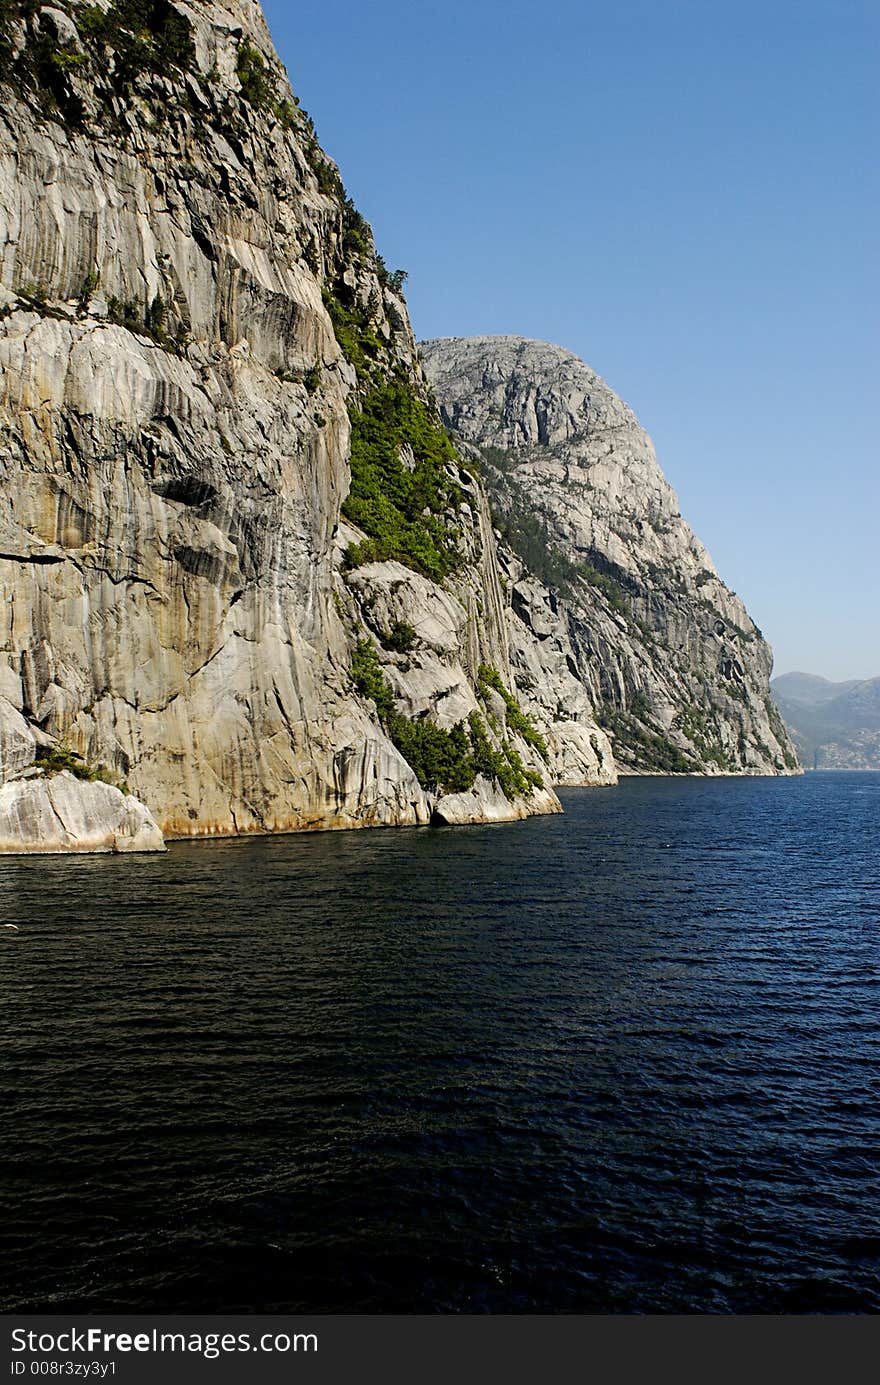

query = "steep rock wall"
[0,2,587,841]
[421,336,799,775]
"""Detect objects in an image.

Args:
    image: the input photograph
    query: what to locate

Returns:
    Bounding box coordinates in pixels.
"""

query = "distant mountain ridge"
[771,673,880,770]
[771,672,864,707]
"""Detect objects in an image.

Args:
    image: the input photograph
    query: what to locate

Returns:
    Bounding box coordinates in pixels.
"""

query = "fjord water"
[1,774,878,1314]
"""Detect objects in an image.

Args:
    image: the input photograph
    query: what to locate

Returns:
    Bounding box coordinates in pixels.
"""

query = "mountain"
[421,337,798,776]
[771,672,863,707]
[0,0,617,850]
[771,674,880,770]
[0,4,797,854]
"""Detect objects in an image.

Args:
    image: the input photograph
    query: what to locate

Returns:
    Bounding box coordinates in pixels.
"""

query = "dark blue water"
[1,773,878,1314]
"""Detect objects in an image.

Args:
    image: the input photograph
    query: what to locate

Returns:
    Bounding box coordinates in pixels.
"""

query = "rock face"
[0,771,165,854]
[0,2,579,846]
[421,337,799,776]
[772,673,880,770]
[1,3,789,858]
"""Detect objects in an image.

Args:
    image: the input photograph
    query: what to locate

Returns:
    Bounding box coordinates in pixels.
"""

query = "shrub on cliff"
[79,0,196,81]
[477,665,549,759]
[34,744,129,792]
[235,41,271,109]
[350,642,542,799]
[343,381,463,583]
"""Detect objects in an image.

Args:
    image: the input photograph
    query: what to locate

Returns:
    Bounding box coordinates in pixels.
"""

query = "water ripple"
[1,772,878,1312]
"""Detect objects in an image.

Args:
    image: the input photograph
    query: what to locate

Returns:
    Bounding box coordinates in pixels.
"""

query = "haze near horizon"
[263,0,878,682]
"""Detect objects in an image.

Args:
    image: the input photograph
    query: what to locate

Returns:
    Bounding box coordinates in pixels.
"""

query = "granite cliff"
[421,337,798,775]
[0,1,612,849]
[0,3,795,855]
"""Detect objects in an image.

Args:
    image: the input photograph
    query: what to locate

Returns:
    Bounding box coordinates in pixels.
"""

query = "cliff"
[421,337,799,775]
[0,1,607,846]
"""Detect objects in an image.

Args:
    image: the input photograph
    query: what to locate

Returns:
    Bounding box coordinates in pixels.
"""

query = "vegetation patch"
[1,0,87,122]
[350,639,394,717]
[629,690,651,719]
[467,711,543,798]
[579,562,631,616]
[390,715,476,795]
[78,0,194,77]
[309,149,344,198]
[677,702,735,770]
[481,451,634,616]
[599,702,696,773]
[107,293,187,351]
[381,621,416,654]
[480,452,583,595]
[476,664,548,759]
[342,380,463,583]
[312,192,452,595]
[276,361,322,394]
[4,0,198,124]
[233,41,313,134]
[350,641,542,800]
[377,262,407,294]
[696,596,753,642]
[493,506,584,595]
[235,41,271,109]
[77,269,99,315]
[0,1,295,138]
[320,237,447,584]
[34,743,129,792]
[322,288,384,378]
[340,195,374,262]
[11,282,70,321]
[351,640,470,793]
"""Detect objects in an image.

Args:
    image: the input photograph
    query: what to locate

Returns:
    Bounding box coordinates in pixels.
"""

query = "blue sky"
[262,0,878,681]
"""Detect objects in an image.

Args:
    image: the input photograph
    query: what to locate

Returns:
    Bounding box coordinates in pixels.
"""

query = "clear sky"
[262,0,878,681]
